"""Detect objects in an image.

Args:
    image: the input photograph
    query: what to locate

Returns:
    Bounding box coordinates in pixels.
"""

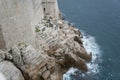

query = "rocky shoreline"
[0,16,92,80]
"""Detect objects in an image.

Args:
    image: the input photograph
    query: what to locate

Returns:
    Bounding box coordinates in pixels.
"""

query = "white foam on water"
[63,31,102,80]
[0,73,6,80]
[81,31,101,74]
[63,68,78,80]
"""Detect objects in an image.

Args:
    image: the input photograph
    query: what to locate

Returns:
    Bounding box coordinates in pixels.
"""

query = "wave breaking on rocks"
[0,18,93,80]
[0,0,101,80]
[63,31,102,80]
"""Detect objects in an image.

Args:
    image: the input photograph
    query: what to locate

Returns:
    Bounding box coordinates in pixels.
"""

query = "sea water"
[58,0,120,80]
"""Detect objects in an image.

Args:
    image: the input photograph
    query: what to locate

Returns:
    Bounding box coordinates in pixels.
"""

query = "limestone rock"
[63,54,88,72]
[10,44,49,80]
[0,18,92,80]
[0,19,92,80]
[0,0,92,80]
[0,50,5,62]
[10,45,24,67]
[0,61,24,80]
[0,50,12,62]
[74,36,83,44]
[35,18,92,80]
[42,71,50,80]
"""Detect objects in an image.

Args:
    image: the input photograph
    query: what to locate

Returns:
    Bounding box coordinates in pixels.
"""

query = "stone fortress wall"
[41,0,60,18]
[0,1,92,80]
[0,0,59,50]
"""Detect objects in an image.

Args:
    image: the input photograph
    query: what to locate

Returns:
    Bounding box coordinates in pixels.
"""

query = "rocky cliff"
[0,0,92,80]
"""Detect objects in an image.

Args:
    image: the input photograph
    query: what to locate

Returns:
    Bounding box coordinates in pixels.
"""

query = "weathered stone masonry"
[0,0,59,50]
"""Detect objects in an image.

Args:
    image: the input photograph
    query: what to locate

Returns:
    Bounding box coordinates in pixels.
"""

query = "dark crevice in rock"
[0,24,7,50]
[74,36,83,45]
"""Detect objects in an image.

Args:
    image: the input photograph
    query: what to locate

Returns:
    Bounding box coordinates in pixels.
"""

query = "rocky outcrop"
[0,61,25,80]
[0,17,92,80]
[36,18,92,69]
[0,0,92,80]
[0,50,24,80]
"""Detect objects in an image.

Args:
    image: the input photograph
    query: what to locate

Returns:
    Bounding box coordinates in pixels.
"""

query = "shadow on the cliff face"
[63,54,88,72]
[0,24,6,50]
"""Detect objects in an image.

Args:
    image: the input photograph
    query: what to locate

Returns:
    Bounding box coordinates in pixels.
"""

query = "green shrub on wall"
[35,27,40,32]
